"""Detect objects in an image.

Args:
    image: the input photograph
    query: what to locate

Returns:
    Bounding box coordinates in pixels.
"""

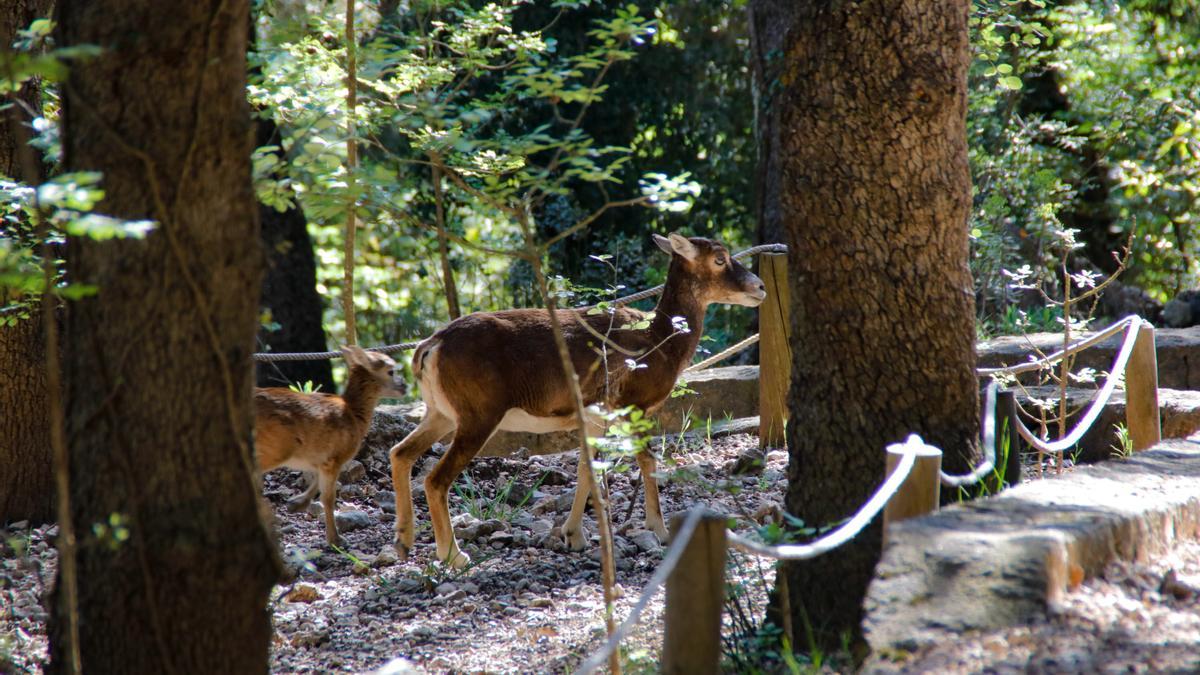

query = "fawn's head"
[653,232,766,308]
[341,345,407,398]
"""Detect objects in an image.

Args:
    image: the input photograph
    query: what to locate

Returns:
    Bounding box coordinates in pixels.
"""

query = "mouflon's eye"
[714,255,726,266]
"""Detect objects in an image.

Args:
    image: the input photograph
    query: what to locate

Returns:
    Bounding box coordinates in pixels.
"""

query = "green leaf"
[65,214,156,240]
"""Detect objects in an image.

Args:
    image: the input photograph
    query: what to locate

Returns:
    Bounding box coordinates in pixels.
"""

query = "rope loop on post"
[1005,316,1144,456]
[575,508,707,675]
[726,434,931,561]
[254,243,790,362]
[939,382,999,488]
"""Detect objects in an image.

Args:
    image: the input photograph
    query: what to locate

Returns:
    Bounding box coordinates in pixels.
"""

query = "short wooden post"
[663,511,726,675]
[882,442,942,545]
[758,253,790,448]
[1126,322,1161,451]
[984,390,1022,493]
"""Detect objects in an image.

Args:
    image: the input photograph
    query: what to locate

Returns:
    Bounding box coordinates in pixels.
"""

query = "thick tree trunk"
[765,0,978,651]
[0,0,55,526]
[256,118,336,391]
[0,306,54,524]
[748,0,789,248]
[50,1,279,672]
[0,0,51,182]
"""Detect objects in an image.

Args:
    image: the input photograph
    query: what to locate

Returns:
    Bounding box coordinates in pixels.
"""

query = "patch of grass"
[454,470,549,522]
[1110,422,1134,459]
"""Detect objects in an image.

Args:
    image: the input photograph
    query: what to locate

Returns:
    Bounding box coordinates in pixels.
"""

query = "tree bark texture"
[255,118,336,392]
[748,0,790,248]
[0,306,54,524]
[766,0,978,649]
[0,0,52,182]
[0,0,55,526]
[51,1,279,672]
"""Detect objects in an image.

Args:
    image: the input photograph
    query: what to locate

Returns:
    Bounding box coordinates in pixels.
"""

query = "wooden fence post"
[882,442,942,545]
[1126,322,1161,451]
[758,253,790,448]
[985,390,1021,493]
[663,511,727,675]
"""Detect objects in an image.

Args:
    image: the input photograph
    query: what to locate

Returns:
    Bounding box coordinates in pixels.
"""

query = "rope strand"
[253,243,789,362]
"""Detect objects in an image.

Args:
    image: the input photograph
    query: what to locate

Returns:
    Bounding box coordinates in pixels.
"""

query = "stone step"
[656,365,759,433]
[1010,387,1200,465]
[363,323,1200,461]
[863,439,1200,667]
[979,325,1200,390]
[365,365,761,459]
[367,406,763,461]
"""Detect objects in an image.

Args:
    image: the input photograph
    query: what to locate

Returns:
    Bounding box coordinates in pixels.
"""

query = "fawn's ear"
[340,345,365,367]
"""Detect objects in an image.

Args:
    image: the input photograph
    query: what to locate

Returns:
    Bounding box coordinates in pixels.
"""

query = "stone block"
[1011,387,1200,464]
[363,365,762,459]
[863,440,1200,660]
[978,326,1200,391]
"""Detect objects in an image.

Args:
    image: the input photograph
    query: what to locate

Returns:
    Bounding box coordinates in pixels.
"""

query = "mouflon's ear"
[666,232,699,261]
[652,233,674,255]
[653,232,699,261]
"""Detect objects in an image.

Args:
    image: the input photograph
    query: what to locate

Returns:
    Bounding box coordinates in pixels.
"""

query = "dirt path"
[869,539,1200,674]
[7,433,1200,674]
[2,434,787,673]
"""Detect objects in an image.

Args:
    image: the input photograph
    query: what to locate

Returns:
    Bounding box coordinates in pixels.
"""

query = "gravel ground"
[1,433,789,674]
[869,539,1200,674]
[6,432,1200,674]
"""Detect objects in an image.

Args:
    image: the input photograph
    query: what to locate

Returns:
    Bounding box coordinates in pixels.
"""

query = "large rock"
[361,365,760,459]
[1013,386,1200,464]
[656,365,759,433]
[863,440,1200,662]
[979,326,1200,390]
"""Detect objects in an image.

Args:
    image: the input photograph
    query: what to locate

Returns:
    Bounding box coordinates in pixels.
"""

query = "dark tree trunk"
[50,1,279,672]
[1019,68,1120,275]
[0,0,51,183]
[748,0,788,248]
[0,306,54,524]
[255,117,335,391]
[0,0,55,526]
[762,0,979,652]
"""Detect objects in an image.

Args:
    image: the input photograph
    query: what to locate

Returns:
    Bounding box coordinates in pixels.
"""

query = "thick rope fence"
[254,241,1155,672]
[252,243,787,364]
[976,315,1145,457]
[576,314,1158,672]
[939,382,999,488]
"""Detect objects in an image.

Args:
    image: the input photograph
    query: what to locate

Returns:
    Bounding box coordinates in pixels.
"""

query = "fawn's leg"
[636,449,668,542]
[388,410,454,559]
[318,467,342,547]
[286,472,320,513]
[425,417,500,569]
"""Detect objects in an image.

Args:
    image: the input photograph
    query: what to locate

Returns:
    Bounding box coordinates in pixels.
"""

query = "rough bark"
[255,117,335,391]
[50,1,279,672]
[0,306,54,524]
[0,0,52,181]
[0,0,55,526]
[765,0,978,651]
[748,0,790,248]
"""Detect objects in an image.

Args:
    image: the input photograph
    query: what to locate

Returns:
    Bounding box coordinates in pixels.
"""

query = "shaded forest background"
[4,0,1199,386]
[0,0,1196,671]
